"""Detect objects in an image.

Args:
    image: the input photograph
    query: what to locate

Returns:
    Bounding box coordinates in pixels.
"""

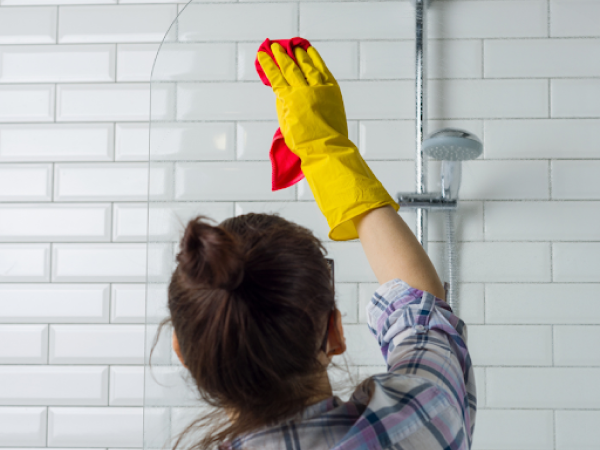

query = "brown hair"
[162,213,339,449]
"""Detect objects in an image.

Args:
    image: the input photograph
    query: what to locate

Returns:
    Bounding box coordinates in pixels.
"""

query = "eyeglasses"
[325,258,334,287]
[319,258,335,354]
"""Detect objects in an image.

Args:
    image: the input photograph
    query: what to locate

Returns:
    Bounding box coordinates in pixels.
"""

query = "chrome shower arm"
[441,160,463,201]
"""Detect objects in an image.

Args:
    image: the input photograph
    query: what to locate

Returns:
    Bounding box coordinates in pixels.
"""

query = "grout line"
[45,324,50,365]
[0,281,597,288]
[356,40,361,80]
[2,361,598,369]
[551,325,555,366]
[296,1,300,36]
[547,0,552,38]
[112,122,117,162]
[5,75,600,86]
[0,36,599,47]
[480,120,486,159]
[481,201,486,242]
[46,405,50,446]
[235,41,240,81]
[481,38,485,79]
[552,409,557,450]
[113,43,118,83]
[51,81,58,123]
[481,281,486,325]
[108,282,113,324]
[55,6,59,44]
[110,202,115,242]
[355,282,359,325]
[233,121,238,161]
[548,78,552,118]
[550,241,554,283]
[549,160,553,200]
[173,2,180,42]
[49,162,55,203]
[48,242,53,283]
[107,363,111,406]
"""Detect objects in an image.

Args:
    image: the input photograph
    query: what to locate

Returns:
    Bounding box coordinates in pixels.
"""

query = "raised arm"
[256,42,444,299]
[353,206,446,300]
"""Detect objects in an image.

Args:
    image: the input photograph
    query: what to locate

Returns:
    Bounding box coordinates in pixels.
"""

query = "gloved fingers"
[271,43,308,87]
[294,47,323,86]
[257,51,289,87]
[307,46,337,85]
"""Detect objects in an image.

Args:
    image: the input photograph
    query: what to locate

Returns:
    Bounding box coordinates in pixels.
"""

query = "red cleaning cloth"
[255,37,312,191]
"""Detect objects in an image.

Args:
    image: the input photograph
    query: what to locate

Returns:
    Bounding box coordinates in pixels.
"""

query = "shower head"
[423,128,483,201]
[423,128,483,161]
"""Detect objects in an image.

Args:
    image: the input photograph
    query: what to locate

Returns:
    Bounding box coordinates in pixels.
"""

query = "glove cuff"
[299,144,400,241]
[327,194,400,242]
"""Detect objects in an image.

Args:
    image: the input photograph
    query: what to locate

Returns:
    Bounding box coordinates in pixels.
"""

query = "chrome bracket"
[410,0,433,8]
[397,192,457,210]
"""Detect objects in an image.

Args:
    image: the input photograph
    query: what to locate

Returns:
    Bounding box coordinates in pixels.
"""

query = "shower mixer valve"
[397,128,483,209]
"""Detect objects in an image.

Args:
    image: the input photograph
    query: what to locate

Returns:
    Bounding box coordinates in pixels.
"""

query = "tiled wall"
[1,0,599,449]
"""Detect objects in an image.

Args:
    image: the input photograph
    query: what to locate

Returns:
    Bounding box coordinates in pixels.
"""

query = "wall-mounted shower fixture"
[397,0,483,313]
[424,128,483,201]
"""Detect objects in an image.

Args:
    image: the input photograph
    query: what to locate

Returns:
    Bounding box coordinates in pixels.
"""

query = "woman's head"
[166,213,346,448]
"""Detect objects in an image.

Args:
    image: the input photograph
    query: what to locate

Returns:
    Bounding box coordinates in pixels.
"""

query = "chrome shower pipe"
[415,0,429,251]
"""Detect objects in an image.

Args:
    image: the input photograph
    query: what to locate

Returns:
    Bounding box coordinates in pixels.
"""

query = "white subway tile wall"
[552,79,600,118]
[0,85,55,122]
[0,366,108,406]
[485,39,600,78]
[0,283,109,323]
[486,368,600,409]
[0,407,47,446]
[361,40,483,80]
[0,45,115,83]
[0,7,56,45]
[116,44,160,82]
[0,124,114,162]
[109,366,144,406]
[57,84,157,122]
[428,0,548,39]
[47,407,142,447]
[178,3,297,42]
[0,244,50,282]
[473,409,554,450]
[0,164,52,201]
[49,324,144,364]
[550,0,600,38]
[0,325,48,364]
[0,1,598,449]
[555,411,600,450]
[52,243,150,282]
[110,284,146,323]
[57,5,178,44]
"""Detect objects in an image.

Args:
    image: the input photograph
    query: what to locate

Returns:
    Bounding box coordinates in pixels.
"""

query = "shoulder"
[355,372,457,417]
[344,373,466,448]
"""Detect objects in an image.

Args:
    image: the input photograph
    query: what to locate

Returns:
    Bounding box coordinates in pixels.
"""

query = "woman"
[166,43,476,449]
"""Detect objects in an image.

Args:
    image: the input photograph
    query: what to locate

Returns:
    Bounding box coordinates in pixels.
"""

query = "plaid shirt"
[226,278,477,450]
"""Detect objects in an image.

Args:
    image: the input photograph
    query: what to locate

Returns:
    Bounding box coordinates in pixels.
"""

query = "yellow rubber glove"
[257,43,399,241]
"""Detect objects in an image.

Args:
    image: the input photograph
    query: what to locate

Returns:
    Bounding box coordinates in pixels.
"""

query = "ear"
[172,331,186,368]
[327,309,346,357]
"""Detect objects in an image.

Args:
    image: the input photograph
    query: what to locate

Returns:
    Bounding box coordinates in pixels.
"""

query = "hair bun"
[177,216,245,291]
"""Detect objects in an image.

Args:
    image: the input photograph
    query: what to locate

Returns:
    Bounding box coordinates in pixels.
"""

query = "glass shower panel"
[141,1,600,448]
[145,1,413,449]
